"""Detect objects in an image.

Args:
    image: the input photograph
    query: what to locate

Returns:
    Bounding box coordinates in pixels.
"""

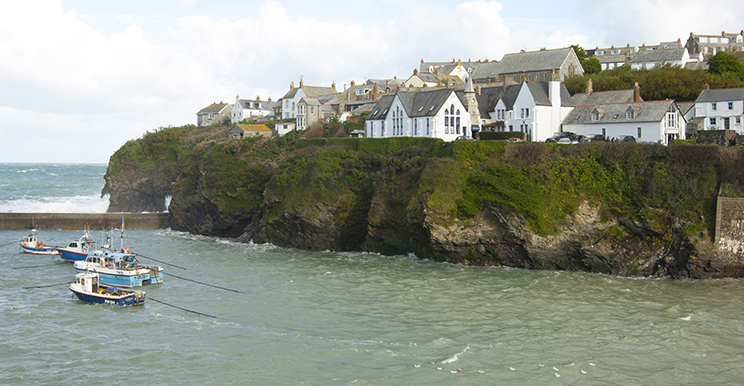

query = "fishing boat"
[20,229,59,255]
[73,249,164,288]
[56,230,96,263]
[69,271,145,306]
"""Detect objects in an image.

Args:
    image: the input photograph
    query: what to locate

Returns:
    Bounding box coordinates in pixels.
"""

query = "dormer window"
[591,111,600,121]
[626,108,635,119]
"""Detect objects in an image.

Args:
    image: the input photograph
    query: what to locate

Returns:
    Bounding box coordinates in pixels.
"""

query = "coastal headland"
[101,124,744,279]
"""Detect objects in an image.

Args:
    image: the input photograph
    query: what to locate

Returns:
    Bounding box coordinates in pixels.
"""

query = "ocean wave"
[0,194,110,213]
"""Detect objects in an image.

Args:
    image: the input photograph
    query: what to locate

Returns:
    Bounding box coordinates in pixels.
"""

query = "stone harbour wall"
[0,213,169,231]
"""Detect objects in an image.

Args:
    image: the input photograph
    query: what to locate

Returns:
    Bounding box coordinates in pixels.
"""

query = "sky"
[1,0,743,163]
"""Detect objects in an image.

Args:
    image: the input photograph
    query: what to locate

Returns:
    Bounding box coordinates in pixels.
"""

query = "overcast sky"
[1,0,743,163]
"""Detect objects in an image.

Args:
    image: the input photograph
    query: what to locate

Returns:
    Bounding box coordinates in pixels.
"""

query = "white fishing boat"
[20,229,58,255]
[56,229,96,263]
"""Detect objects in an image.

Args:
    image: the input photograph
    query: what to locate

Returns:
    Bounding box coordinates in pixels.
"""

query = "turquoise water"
[2,229,744,385]
[1,164,743,384]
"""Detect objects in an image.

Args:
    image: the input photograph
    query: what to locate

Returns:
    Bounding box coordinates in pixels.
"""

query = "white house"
[365,88,474,141]
[693,87,744,133]
[630,48,702,70]
[479,81,573,141]
[231,95,279,123]
[562,100,686,145]
[280,79,338,120]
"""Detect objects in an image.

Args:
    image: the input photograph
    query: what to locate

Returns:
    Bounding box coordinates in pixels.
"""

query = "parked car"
[557,137,572,144]
[619,135,636,142]
[545,135,560,143]
[581,134,606,142]
[455,136,475,141]
[506,137,522,142]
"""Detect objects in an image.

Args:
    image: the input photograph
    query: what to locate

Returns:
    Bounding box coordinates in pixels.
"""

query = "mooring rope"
[149,297,216,318]
[135,254,187,270]
[164,272,242,293]
[13,262,66,269]
[23,282,71,289]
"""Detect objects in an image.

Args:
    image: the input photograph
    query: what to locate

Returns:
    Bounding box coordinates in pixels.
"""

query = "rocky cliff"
[104,128,744,279]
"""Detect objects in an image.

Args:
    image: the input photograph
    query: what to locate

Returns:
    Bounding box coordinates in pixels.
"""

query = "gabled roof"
[563,100,677,125]
[630,48,686,63]
[695,88,744,103]
[524,82,573,107]
[236,99,279,110]
[470,62,502,80]
[496,47,576,74]
[571,89,638,106]
[198,103,230,114]
[366,95,395,120]
[232,124,271,132]
[281,85,338,99]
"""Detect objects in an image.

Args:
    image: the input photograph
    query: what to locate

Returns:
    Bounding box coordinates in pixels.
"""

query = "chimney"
[634,82,641,102]
[704,83,710,90]
[457,59,462,67]
[299,78,304,87]
[413,68,418,75]
[268,97,272,102]
[350,80,356,86]
[290,81,295,89]
[587,79,593,94]
[256,95,260,101]
[331,81,336,90]
[476,85,481,96]
[421,58,424,64]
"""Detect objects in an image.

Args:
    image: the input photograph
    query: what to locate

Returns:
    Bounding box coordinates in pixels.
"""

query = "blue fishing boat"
[73,249,163,288]
[56,230,96,263]
[20,229,59,255]
[69,271,145,306]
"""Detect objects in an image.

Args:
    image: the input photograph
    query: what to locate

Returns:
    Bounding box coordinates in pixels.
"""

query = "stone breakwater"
[0,213,169,231]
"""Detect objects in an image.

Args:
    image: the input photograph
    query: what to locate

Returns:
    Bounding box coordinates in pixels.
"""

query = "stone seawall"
[716,197,744,276]
[0,213,169,231]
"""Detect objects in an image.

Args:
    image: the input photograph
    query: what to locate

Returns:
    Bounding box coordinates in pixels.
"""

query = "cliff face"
[102,163,174,212]
[104,132,744,279]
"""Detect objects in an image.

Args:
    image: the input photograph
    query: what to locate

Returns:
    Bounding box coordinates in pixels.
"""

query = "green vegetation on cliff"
[108,126,744,260]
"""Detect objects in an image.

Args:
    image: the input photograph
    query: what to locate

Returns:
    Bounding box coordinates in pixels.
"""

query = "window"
[525,108,529,118]
[712,102,717,111]
[666,112,676,128]
[427,118,430,135]
[626,109,635,119]
[637,127,642,138]
[736,116,742,125]
[710,117,717,126]
[591,111,600,121]
[729,102,734,110]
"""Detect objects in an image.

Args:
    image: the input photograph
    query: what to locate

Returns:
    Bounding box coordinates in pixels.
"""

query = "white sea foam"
[440,346,470,364]
[0,194,110,213]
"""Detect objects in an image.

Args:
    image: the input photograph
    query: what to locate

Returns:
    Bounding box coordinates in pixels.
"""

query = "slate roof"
[695,88,744,103]
[496,48,575,74]
[630,48,686,63]
[471,62,502,80]
[366,95,395,120]
[366,89,459,120]
[198,103,229,114]
[571,89,638,106]
[524,82,573,107]
[597,54,628,64]
[281,85,338,99]
[563,100,676,125]
[237,99,279,110]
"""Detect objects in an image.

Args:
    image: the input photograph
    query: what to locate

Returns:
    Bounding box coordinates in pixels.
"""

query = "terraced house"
[693,87,744,133]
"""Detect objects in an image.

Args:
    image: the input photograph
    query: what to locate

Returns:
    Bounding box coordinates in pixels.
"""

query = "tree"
[582,57,601,74]
[572,44,601,74]
[708,52,744,77]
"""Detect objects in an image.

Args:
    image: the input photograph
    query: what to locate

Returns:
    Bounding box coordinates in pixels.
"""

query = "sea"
[1,163,744,385]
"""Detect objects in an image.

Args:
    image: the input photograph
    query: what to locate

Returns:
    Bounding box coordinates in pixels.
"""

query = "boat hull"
[70,287,143,306]
[57,248,89,263]
[21,245,59,255]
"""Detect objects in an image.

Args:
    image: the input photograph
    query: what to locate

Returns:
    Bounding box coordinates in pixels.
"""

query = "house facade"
[280,80,338,120]
[630,48,701,70]
[197,102,231,126]
[472,47,584,85]
[275,121,296,136]
[296,94,337,130]
[480,81,573,142]
[694,87,744,133]
[685,31,744,60]
[365,89,474,141]
[562,100,686,145]
[231,95,279,123]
